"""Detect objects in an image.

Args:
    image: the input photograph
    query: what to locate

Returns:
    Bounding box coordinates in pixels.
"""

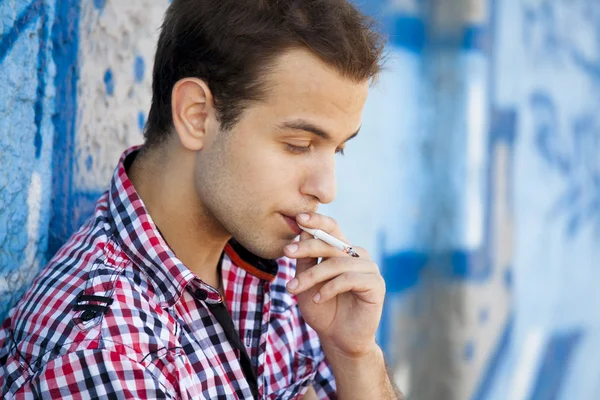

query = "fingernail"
[313,292,321,303]
[287,279,299,291]
[286,244,298,253]
[297,213,310,222]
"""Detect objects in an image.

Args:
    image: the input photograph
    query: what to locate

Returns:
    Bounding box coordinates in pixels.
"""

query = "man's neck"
[127,144,230,289]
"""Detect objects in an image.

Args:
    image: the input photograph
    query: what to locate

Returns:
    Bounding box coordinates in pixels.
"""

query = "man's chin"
[238,238,290,260]
[250,244,287,260]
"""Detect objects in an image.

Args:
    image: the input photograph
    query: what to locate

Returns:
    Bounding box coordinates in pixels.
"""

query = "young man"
[1,0,401,398]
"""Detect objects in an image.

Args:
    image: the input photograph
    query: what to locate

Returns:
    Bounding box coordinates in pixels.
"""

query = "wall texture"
[488,1,600,399]
[1,0,57,317]
[1,0,599,399]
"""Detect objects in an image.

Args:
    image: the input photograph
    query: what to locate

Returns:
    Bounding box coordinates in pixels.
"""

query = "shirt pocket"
[266,350,317,400]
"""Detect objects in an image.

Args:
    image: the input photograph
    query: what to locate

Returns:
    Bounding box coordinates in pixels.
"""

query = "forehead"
[260,48,369,135]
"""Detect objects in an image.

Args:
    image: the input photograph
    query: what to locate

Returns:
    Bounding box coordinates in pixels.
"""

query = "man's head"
[144,0,385,258]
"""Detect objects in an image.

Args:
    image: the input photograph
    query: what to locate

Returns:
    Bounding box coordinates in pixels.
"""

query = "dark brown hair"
[144,0,385,147]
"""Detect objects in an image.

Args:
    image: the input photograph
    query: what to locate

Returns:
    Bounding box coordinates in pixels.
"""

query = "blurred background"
[1,0,599,399]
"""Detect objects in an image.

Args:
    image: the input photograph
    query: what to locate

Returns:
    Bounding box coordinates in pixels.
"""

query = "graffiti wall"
[0,0,165,318]
[487,1,600,399]
[1,0,57,317]
[1,0,599,399]
[327,1,514,398]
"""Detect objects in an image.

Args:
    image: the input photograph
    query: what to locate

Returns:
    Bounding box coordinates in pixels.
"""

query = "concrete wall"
[487,1,600,399]
[328,2,514,398]
[1,0,57,317]
[1,0,599,399]
[0,1,165,321]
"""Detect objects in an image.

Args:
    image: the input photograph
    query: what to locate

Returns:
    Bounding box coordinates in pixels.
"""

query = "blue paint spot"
[504,267,513,289]
[479,308,489,325]
[85,155,93,171]
[138,111,146,132]
[93,0,107,10]
[104,68,114,96]
[388,16,426,53]
[134,56,145,83]
[381,248,492,295]
[464,340,475,362]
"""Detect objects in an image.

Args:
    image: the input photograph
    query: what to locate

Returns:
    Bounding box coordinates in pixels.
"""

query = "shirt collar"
[107,146,278,306]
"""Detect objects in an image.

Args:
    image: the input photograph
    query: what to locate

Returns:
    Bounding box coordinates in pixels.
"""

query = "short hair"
[144,0,386,147]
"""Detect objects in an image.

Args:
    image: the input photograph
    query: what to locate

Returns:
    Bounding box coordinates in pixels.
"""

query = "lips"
[281,214,302,235]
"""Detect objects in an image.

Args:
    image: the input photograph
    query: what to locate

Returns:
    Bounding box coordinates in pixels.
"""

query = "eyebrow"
[278,119,361,143]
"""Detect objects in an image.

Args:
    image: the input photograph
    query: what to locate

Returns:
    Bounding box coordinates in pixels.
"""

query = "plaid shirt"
[0,146,337,399]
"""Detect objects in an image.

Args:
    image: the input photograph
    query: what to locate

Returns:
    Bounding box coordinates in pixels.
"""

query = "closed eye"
[285,144,311,154]
[286,144,346,156]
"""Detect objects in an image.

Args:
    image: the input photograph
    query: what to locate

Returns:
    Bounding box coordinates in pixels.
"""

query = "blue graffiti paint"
[134,55,145,83]
[49,0,81,258]
[382,251,427,293]
[104,68,114,96]
[571,50,600,81]
[479,308,489,325]
[34,3,49,159]
[531,92,570,175]
[85,155,93,171]
[388,16,426,53]
[531,89,600,237]
[380,109,517,299]
[503,268,512,290]
[0,0,46,64]
[347,4,489,53]
[529,330,583,400]
[384,17,489,53]
[93,0,106,11]
[138,111,146,132]
[522,2,561,65]
[0,0,50,160]
[0,286,28,327]
[462,26,488,51]
[0,0,53,300]
[464,340,475,362]
[471,316,514,400]
[382,248,492,294]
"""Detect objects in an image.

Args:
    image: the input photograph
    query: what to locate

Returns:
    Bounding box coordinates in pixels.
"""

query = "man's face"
[194,48,370,259]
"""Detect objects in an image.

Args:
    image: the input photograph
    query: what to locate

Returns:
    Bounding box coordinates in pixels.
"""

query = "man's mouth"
[281,214,302,235]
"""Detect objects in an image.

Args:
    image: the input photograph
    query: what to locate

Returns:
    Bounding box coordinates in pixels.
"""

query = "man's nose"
[301,158,337,205]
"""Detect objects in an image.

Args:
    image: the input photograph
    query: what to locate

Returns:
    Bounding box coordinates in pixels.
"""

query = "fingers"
[286,257,381,297]
[295,213,348,243]
[292,232,320,274]
[314,272,385,304]
[284,238,352,260]
[285,238,370,260]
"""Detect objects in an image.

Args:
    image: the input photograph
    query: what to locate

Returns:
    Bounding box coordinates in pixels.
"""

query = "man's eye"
[286,144,311,154]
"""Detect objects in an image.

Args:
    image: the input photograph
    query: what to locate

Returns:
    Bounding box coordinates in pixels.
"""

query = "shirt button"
[81,309,97,322]
[194,289,208,301]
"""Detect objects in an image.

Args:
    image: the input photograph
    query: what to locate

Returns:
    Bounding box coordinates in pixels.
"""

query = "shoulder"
[0,218,176,396]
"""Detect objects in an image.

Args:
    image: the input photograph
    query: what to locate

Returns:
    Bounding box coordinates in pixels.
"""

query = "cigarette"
[298,225,360,258]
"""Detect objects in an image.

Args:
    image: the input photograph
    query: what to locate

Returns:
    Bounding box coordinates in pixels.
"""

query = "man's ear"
[171,78,214,151]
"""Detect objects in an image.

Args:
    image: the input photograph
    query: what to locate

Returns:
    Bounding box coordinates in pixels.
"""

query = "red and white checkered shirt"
[0,146,337,399]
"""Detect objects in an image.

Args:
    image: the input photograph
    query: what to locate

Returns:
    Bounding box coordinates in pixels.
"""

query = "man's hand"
[284,213,401,399]
[283,212,385,358]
